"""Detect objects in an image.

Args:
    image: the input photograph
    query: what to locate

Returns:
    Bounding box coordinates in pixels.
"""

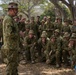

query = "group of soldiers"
[18,15,76,69]
[1,2,76,75]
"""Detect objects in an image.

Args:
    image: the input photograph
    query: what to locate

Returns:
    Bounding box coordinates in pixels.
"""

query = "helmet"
[29,30,34,34]
[42,31,47,36]
[41,34,46,38]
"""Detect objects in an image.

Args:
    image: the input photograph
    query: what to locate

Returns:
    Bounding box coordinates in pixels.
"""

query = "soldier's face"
[41,37,46,43]
[73,20,76,25]
[13,9,18,16]
[26,29,29,31]
[9,9,18,16]
[54,32,58,36]
[64,37,69,40]
[69,41,74,45]
[51,38,55,42]
[57,20,61,23]
[29,34,34,38]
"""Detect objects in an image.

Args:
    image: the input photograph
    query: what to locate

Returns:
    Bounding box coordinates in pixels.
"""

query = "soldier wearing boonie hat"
[2,2,19,75]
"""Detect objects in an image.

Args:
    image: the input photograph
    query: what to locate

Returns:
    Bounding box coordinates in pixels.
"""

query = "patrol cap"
[63,32,70,38]
[8,2,18,9]
[41,34,46,38]
[29,30,34,34]
[55,29,59,33]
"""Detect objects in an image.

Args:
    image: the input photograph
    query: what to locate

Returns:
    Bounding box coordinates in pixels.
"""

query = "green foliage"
[40,10,55,21]
[58,2,71,19]
[62,6,71,19]
[40,2,55,21]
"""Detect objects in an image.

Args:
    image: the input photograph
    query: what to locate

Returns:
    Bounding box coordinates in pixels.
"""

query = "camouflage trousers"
[62,50,69,64]
[46,50,61,65]
[6,50,19,75]
[25,47,36,61]
[71,50,76,68]
[1,48,19,75]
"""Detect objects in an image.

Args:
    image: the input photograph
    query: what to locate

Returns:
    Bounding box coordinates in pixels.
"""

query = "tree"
[0,0,45,18]
[50,0,76,21]
[40,1,55,21]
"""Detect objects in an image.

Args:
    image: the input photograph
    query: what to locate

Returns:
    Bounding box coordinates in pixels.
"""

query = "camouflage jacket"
[3,15,19,50]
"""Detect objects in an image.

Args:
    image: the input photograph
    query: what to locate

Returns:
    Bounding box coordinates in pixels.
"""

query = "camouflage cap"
[8,2,18,9]
[42,31,47,35]
[41,20,45,23]
[41,34,46,38]
[50,35,56,39]
[63,32,70,38]
[29,30,34,34]
[55,29,59,33]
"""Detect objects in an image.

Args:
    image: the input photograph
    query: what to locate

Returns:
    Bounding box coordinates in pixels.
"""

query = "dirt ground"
[0,62,76,75]
[0,51,76,75]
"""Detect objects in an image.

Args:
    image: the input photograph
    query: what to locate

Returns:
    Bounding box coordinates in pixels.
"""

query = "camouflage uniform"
[38,20,46,35]
[61,21,71,35]
[2,2,19,75]
[68,33,76,68]
[45,17,54,38]
[54,29,62,67]
[24,25,30,37]
[24,30,37,63]
[46,35,61,67]
[54,18,62,31]
[37,34,49,62]
[62,32,70,65]
[30,17,38,38]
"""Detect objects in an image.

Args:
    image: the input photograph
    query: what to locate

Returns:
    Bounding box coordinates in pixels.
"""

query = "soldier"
[30,17,38,38]
[38,20,46,36]
[61,20,71,35]
[24,25,30,37]
[24,30,37,64]
[2,2,19,75]
[43,16,47,23]
[71,19,76,33]
[46,35,61,68]
[54,29,62,64]
[68,33,76,68]
[36,16,41,26]
[45,16,54,38]
[0,19,3,49]
[54,18,62,31]
[37,33,49,62]
[19,18,26,31]
[62,32,70,66]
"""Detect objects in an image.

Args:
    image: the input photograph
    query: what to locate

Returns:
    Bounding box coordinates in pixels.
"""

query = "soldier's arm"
[5,18,18,39]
